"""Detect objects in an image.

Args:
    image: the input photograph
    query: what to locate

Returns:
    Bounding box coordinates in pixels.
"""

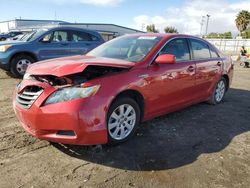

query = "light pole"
[200,16,205,37]
[205,14,210,36]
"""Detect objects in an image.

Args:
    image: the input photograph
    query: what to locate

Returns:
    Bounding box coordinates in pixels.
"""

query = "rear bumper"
[13,81,108,145]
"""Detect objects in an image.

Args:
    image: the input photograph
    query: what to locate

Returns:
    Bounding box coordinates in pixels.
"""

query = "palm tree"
[235,10,250,36]
[146,24,159,33]
[164,26,178,33]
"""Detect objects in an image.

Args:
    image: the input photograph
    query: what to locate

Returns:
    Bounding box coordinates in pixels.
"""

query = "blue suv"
[0,27,104,77]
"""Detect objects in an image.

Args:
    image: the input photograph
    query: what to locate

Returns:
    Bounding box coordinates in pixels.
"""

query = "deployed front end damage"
[13,62,132,145]
[24,65,129,87]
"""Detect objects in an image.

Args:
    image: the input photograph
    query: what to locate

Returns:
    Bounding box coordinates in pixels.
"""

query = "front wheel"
[107,97,140,144]
[10,55,35,78]
[209,77,227,105]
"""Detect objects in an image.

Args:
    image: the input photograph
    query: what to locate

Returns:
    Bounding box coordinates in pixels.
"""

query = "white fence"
[206,39,250,55]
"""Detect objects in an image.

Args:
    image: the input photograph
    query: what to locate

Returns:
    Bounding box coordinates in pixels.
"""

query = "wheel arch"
[10,51,38,64]
[109,89,145,122]
[222,74,229,91]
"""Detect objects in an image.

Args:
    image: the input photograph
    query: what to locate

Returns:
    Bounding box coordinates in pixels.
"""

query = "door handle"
[187,66,195,72]
[217,61,222,66]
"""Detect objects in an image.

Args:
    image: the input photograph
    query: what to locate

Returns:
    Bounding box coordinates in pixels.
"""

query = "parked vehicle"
[13,34,234,145]
[0,31,23,41]
[0,27,104,77]
[6,32,30,41]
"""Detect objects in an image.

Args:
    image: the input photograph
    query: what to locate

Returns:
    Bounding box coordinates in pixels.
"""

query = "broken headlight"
[44,85,100,105]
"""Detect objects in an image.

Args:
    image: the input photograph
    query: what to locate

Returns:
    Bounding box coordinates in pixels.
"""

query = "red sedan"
[13,34,233,145]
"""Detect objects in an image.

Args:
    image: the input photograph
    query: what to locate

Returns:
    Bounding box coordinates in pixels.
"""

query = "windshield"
[87,36,162,62]
[21,29,48,42]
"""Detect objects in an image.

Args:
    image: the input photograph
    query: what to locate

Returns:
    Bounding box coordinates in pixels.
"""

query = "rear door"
[189,38,222,99]
[37,30,72,60]
[145,38,196,116]
[69,30,103,55]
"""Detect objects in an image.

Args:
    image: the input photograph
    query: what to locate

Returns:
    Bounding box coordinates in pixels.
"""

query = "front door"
[38,30,72,60]
[145,38,196,116]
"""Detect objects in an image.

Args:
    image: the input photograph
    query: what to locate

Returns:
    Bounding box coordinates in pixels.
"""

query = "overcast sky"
[0,0,249,35]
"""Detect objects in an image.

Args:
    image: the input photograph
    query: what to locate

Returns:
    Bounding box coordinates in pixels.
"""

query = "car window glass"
[87,36,162,62]
[42,33,53,42]
[71,31,98,42]
[52,31,69,42]
[190,39,211,59]
[210,47,219,58]
[10,33,16,37]
[160,38,190,62]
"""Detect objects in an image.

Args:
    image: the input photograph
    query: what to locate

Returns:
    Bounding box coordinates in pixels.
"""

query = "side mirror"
[155,54,176,64]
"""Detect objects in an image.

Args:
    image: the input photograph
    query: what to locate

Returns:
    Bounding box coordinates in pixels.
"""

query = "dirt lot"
[0,63,249,188]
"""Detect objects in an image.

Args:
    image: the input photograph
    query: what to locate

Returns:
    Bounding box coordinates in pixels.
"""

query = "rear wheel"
[209,77,227,105]
[10,55,35,78]
[107,97,140,144]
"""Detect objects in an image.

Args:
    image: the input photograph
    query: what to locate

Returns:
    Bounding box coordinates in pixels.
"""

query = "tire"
[107,97,141,144]
[10,55,35,78]
[209,77,227,105]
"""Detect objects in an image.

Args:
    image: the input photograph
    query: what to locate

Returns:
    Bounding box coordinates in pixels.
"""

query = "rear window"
[190,39,211,59]
[71,31,99,42]
[210,47,219,58]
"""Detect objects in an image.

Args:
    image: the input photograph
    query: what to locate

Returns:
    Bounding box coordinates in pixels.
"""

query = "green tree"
[206,32,232,39]
[245,27,250,38]
[146,24,159,33]
[223,32,232,39]
[235,10,250,36]
[164,26,178,33]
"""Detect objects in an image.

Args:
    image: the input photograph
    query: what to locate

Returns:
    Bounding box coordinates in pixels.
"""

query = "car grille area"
[16,86,43,109]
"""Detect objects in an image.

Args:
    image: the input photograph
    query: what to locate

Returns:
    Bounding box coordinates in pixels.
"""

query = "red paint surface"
[13,34,233,145]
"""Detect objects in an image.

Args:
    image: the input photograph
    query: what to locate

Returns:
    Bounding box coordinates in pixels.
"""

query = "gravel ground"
[0,63,249,188]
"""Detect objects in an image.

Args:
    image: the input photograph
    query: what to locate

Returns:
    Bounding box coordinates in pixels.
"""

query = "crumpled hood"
[27,55,135,77]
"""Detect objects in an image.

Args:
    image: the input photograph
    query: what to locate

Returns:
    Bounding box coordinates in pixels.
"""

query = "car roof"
[123,33,201,40]
[47,26,100,33]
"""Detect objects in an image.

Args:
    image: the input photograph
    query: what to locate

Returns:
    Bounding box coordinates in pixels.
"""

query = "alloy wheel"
[16,59,32,75]
[108,104,136,140]
[215,80,226,102]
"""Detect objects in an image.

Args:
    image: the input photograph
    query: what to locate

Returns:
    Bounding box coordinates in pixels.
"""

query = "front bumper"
[13,80,108,145]
[0,51,11,71]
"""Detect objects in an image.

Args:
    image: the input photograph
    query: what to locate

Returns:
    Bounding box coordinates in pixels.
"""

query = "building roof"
[0,19,144,33]
[58,22,144,33]
[0,19,67,24]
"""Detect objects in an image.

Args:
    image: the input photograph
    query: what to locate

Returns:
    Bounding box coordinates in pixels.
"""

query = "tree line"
[146,24,178,33]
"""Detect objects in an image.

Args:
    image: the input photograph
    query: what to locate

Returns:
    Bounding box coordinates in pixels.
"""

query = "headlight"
[0,45,12,52]
[23,73,34,80]
[44,85,100,105]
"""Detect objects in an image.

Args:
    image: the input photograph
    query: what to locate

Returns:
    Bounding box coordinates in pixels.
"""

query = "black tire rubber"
[10,55,35,78]
[107,97,141,145]
[208,77,227,105]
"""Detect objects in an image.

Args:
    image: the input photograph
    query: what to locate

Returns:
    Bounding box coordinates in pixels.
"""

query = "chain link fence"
[206,39,250,55]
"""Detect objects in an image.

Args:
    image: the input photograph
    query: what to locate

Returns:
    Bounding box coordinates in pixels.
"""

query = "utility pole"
[205,14,210,36]
[200,16,205,37]
[54,11,57,20]
[141,23,145,31]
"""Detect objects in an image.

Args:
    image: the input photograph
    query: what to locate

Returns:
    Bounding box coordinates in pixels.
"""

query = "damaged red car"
[13,34,233,145]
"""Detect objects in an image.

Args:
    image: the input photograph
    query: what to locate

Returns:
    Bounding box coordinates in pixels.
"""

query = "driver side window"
[160,38,191,62]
